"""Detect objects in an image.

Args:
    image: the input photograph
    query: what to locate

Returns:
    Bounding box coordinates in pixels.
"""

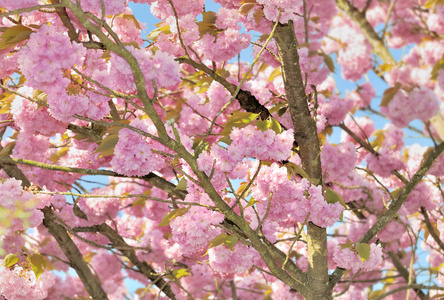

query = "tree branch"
[42,207,109,300]
[0,4,62,18]
[274,21,327,300]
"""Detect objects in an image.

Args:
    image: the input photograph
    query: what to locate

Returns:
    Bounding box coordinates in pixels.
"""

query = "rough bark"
[274,21,329,300]
[42,207,109,300]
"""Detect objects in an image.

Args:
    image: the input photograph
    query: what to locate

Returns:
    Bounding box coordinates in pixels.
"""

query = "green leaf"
[49,146,69,164]
[325,188,347,208]
[158,207,190,227]
[423,0,444,9]
[221,112,259,136]
[268,103,285,114]
[284,162,310,180]
[122,14,141,29]
[245,197,257,208]
[380,83,402,107]
[277,106,288,117]
[270,117,282,134]
[146,22,171,41]
[238,3,256,15]
[28,253,46,280]
[430,112,444,140]
[255,119,270,132]
[132,190,151,207]
[0,25,33,50]
[322,53,335,73]
[390,187,403,199]
[172,268,189,279]
[218,135,232,145]
[206,233,239,254]
[202,11,217,24]
[95,133,119,157]
[253,8,263,25]
[3,253,19,267]
[339,239,353,250]
[368,290,386,299]
[267,67,282,82]
[194,140,210,158]
[355,242,371,261]
[174,178,188,191]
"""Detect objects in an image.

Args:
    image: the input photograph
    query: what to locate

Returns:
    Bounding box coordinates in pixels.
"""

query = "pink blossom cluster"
[332,243,383,272]
[323,16,372,81]
[197,126,294,176]
[17,24,85,89]
[228,126,294,162]
[93,46,181,94]
[298,47,330,87]
[1,0,39,10]
[366,147,405,178]
[0,262,56,300]
[14,23,111,121]
[318,94,353,126]
[258,0,302,23]
[307,184,344,227]
[77,0,127,15]
[344,82,376,108]
[195,29,251,63]
[150,0,205,19]
[208,242,260,278]
[402,181,439,215]
[365,124,406,178]
[76,193,120,225]
[251,164,343,228]
[427,6,444,35]
[10,87,67,136]
[380,87,439,128]
[89,249,127,297]
[321,142,357,182]
[110,118,169,176]
[0,48,19,79]
[176,263,216,298]
[169,206,224,258]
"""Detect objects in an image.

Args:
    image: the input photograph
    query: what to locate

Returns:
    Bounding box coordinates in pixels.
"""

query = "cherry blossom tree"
[1,0,444,299]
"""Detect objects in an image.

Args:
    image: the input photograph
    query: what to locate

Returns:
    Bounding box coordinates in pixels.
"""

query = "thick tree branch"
[0,163,31,187]
[274,21,326,300]
[335,0,395,64]
[42,207,109,300]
